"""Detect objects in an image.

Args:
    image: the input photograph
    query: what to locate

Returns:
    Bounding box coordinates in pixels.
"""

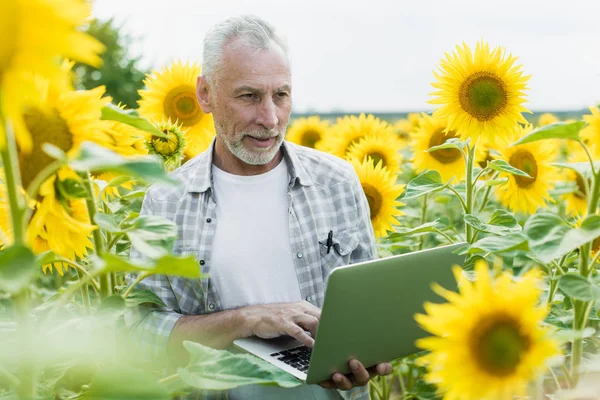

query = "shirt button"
[206,218,212,223]
[296,252,303,259]
[305,295,311,301]
[208,303,215,310]
[199,260,205,266]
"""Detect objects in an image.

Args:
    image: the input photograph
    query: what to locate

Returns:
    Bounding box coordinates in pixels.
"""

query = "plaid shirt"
[128,139,377,400]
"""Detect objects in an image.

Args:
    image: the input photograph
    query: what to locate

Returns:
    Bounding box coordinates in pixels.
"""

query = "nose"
[256,97,279,131]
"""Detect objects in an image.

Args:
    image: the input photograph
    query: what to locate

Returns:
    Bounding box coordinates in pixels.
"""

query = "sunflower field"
[1,1,600,400]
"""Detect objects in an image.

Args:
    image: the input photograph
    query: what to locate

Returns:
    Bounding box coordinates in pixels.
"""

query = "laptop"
[233,242,466,384]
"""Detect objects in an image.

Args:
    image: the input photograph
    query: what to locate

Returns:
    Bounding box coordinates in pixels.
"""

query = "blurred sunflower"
[349,157,404,238]
[563,170,589,216]
[412,114,482,183]
[537,113,559,126]
[317,114,394,159]
[416,260,561,400]
[146,119,186,168]
[393,118,413,143]
[495,125,558,215]
[0,0,104,153]
[429,41,530,145]
[581,106,600,159]
[407,112,423,129]
[285,116,330,149]
[27,171,96,275]
[138,60,215,160]
[347,130,404,175]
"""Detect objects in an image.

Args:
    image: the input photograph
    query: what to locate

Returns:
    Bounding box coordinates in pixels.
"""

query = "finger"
[283,323,314,348]
[318,380,335,389]
[293,314,319,338]
[332,373,353,390]
[368,363,393,377]
[349,359,370,386]
[300,302,322,319]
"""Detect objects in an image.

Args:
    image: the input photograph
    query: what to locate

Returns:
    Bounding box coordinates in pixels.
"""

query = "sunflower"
[408,112,423,129]
[537,113,559,126]
[317,114,394,159]
[429,41,531,145]
[346,130,404,175]
[561,150,591,216]
[393,118,413,143]
[27,172,95,275]
[349,157,404,238]
[411,113,482,183]
[286,116,330,149]
[416,260,561,400]
[146,119,186,168]
[581,106,600,159]
[0,0,104,153]
[138,60,215,160]
[495,125,558,215]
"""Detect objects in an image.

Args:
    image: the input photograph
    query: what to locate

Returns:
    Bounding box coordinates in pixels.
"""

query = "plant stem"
[465,144,476,243]
[158,373,179,385]
[76,268,91,314]
[122,272,152,298]
[447,186,468,213]
[13,292,36,400]
[0,120,25,244]
[418,194,428,250]
[433,229,455,244]
[44,258,100,290]
[579,139,597,178]
[78,171,112,297]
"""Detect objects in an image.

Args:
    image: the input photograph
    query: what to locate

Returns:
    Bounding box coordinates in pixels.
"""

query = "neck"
[213,137,284,176]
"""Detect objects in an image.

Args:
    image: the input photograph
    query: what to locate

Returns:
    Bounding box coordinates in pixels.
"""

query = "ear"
[196,75,213,114]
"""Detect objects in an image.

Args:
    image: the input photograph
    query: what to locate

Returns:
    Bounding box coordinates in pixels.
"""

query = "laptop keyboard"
[269,345,312,372]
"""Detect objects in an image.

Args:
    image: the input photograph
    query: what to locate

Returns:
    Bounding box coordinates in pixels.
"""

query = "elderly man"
[130,15,391,400]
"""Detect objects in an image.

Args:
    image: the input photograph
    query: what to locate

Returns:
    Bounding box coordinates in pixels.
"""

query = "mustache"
[242,130,283,139]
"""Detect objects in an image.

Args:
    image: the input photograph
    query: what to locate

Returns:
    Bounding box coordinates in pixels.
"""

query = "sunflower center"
[19,108,73,189]
[151,129,180,157]
[362,183,383,219]
[367,152,386,168]
[509,150,538,188]
[301,130,322,148]
[164,85,203,126]
[428,129,462,164]
[459,72,508,121]
[470,315,530,376]
[592,236,600,256]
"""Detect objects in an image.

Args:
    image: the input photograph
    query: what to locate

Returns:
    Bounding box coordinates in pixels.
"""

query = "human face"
[197,39,292,168]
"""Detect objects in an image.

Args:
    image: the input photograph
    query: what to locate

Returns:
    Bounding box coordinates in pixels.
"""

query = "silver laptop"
[233,243,466,384]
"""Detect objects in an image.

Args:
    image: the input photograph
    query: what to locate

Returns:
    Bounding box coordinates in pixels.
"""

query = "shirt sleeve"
[349,173,378,264]
[124,192,183,359]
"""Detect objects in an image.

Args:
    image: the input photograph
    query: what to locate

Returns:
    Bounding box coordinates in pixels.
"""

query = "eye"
[277,92,290,98]
[240,93,258,100]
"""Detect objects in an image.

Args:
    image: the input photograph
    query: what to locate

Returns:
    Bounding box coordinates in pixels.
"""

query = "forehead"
[219,39,291,90]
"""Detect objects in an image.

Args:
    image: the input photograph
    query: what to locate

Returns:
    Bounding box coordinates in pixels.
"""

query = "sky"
[92,0,600,114]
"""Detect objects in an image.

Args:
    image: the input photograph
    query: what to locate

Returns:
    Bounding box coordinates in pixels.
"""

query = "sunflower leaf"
[464,210,521,236]
[559,274,600,302]
[552,161,600,179]
[87,366,171,400]
[401,170,447,200]
[125,289,167,308]
[70,141,179,185]
[478,178,508,188]
[100,103,166,138]
[93,212,123,233]
[0,245,38,295]
[97,253,203,278]
[525,214,600,264]
[468,232,529,255]
[41,143,68,161]
[425,138,469,153]
[512,121,587,146]
[124,215,178,258]
[487,160,531,178]
[178,341,302,391]
[386,220,440,240]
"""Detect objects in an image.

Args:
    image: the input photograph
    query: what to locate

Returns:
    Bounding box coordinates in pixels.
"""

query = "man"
[129,15,391,400]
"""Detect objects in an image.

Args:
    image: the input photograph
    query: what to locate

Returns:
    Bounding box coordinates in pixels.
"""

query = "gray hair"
[202,15,290,86]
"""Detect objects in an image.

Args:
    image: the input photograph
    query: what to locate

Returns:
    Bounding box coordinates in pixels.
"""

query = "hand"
[240,301,321,347]
[318,360,392,391]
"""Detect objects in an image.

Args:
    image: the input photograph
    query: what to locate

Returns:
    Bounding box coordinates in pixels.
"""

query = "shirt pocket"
[318,229,360,276]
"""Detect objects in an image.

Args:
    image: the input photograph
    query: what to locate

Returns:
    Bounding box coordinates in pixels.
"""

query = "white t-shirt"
[210,159,303,309]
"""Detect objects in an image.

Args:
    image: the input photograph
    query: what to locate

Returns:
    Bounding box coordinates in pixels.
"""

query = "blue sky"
[93,0,600,113]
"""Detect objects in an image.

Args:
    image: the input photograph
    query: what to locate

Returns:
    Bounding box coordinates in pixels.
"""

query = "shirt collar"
[187,138,313,193]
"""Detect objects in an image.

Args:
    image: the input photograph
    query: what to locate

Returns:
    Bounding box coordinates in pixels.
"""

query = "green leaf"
[463,255,487,271]
[479,178,508,188]
[555,327,596,343]
[464,210,521,236]
[386,220,439,240]
[178,341,302,391]
[98,253,203,278]
[552,161,600,179]
[426,138,469,152]
[468,233,529,255]
[124,215,178,258]
[525,214,600,264]
[93,212,123,233]
[125,289,167,308]
[400,170,447,200]
[559,274,600,301]
[70,141,178,185]
[0,245,38,294]
[100,103,166,137]
[41,143,67,161]
[487,160,531,178]
[512,120,587,146]
[87,366,170,400]
[98,294,126,315]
